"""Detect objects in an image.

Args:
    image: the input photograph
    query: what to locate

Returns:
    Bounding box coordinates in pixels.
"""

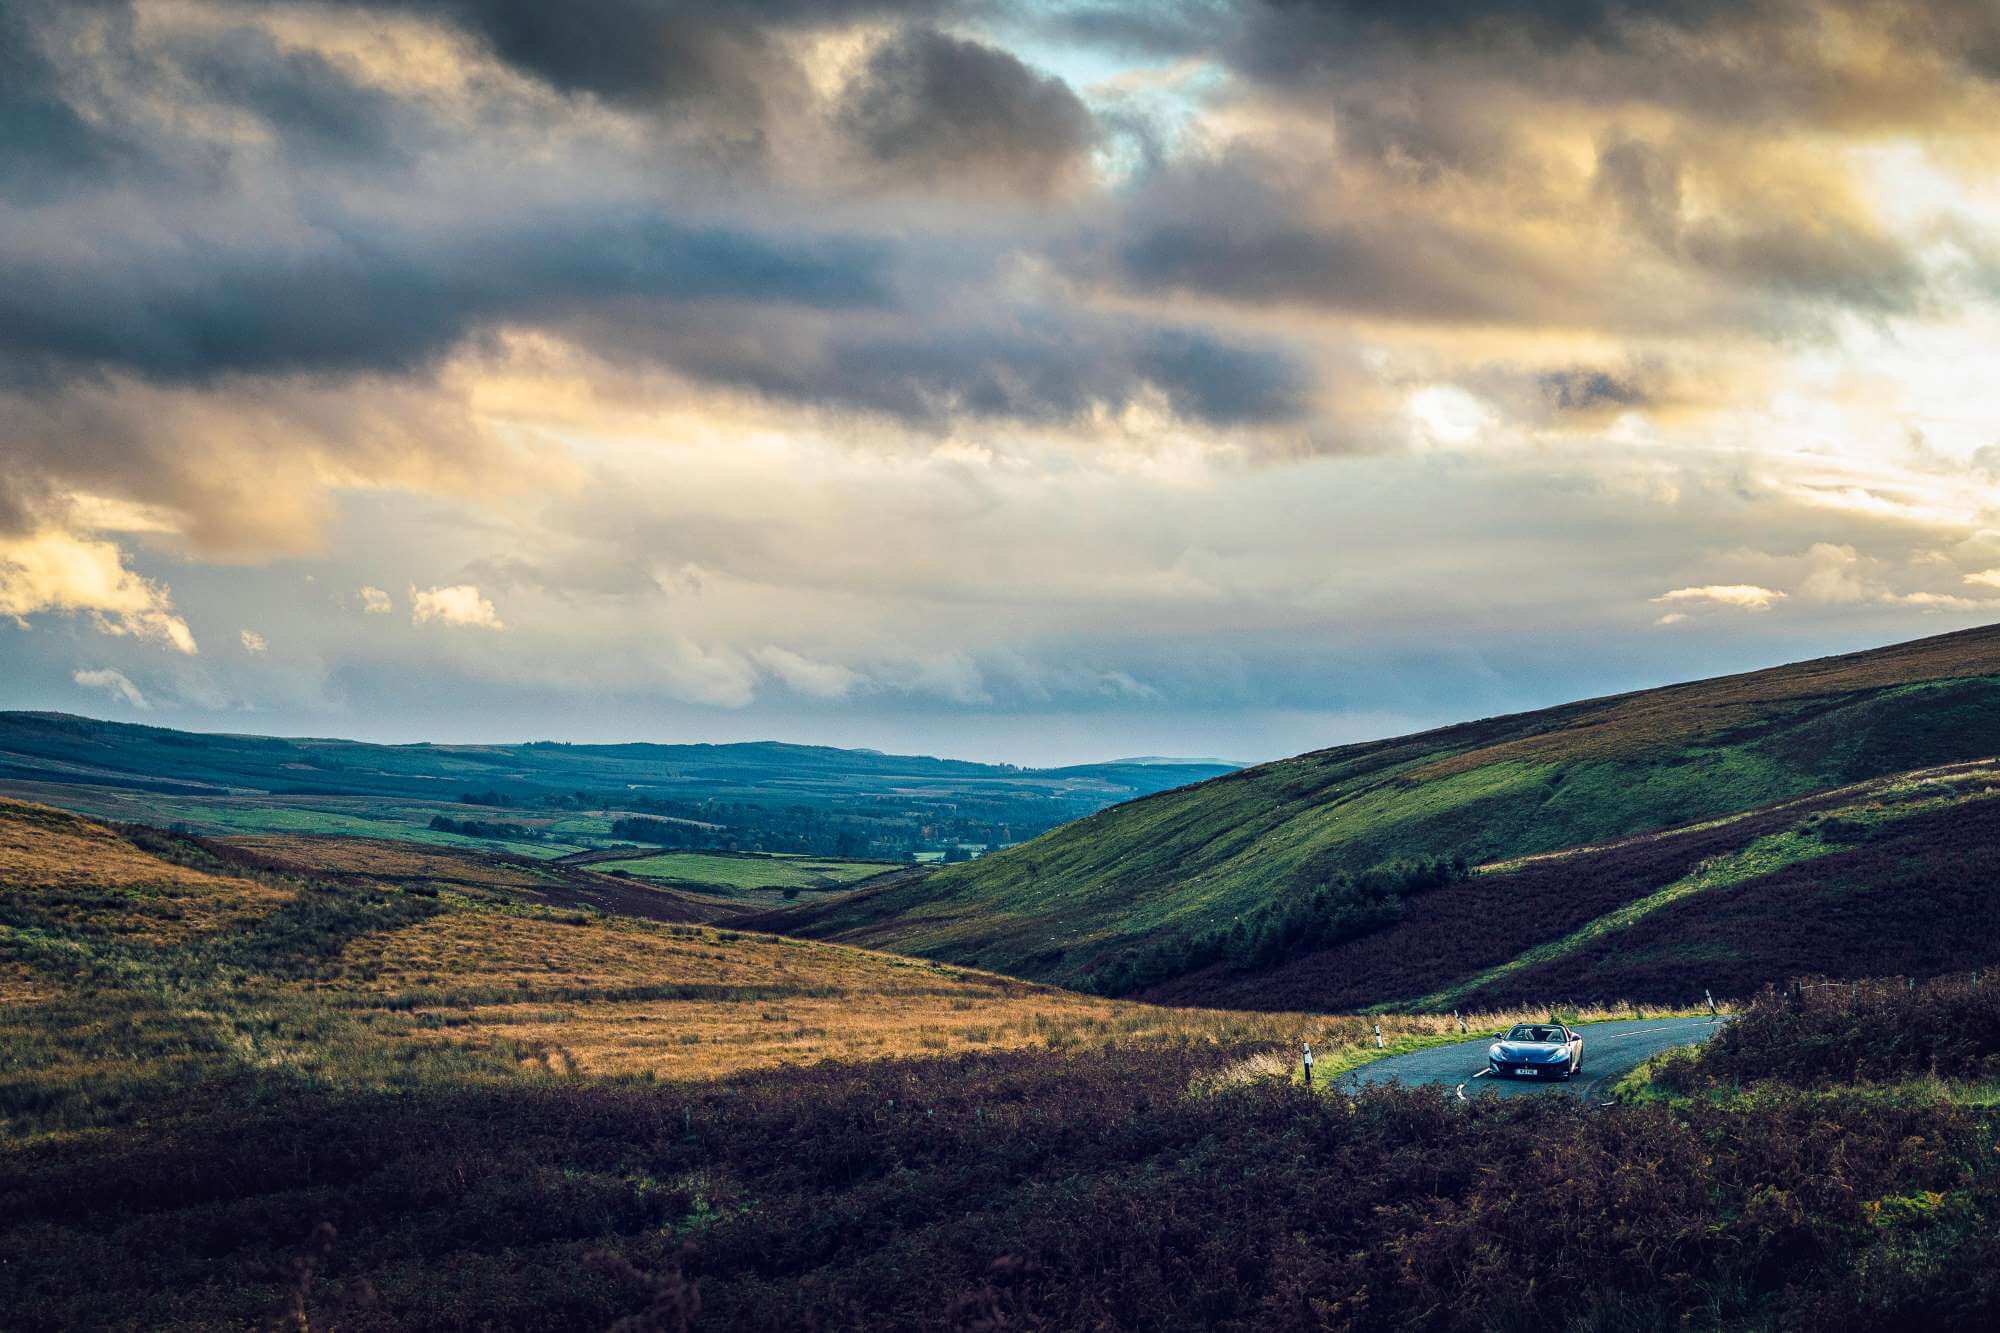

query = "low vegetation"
[0,799,1511,1109]
[1657,974,2000,1092]
[9,799,2000,1328]
[1101,759,2000,1013]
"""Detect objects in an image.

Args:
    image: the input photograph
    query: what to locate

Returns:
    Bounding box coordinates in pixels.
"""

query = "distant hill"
[0,713,1231,804]
[0,713,1234,862]
[759,623,2000,996]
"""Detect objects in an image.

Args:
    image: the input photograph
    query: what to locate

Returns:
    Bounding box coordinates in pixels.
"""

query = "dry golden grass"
[222,833,552,889]
[323,909,877,994]
[0,959,53,1005]
[0,798,1702,1090]
[0,798,290,940]
[319,900,1702,1082]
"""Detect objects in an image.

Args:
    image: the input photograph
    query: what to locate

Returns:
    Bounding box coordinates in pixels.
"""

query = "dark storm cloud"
[390,0,936,105]
[1095,154,1585,326]
[596,309,1312,428]
[1538,369,1649,414]
[1134,330,1309,425]
[1068,0,2000,129]
[170,25,415,162]
[838,28,1096,194]
[0,0,146,199]
[0,215,890,386]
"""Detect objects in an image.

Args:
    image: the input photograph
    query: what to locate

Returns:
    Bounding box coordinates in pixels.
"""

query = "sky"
[4,0,2000,766]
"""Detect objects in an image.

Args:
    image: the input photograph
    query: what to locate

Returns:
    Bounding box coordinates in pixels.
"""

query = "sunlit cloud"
[72,667,149,710]
[410,585,504,630]
[1653,585,1788,612]
[0,529,197,653]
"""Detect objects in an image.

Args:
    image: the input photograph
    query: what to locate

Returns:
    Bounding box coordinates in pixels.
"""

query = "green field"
[0,783,592,860]
[614,851,898,892]
[764,624,2000,988]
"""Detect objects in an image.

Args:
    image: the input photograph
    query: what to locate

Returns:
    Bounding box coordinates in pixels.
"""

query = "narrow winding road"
[1341,1016,1728,1101]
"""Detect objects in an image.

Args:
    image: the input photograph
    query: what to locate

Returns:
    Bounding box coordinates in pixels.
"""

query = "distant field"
[0,780,594,859]
[613,850,898,893]
[0,710,1236,867]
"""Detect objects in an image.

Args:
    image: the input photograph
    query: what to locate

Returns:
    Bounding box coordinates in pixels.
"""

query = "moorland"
[12,626,2000,1328]
[3,796,1997,1328]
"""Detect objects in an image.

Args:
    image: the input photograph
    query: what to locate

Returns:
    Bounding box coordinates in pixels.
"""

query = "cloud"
[1651,584,1786,611]
[0,1,148,201]
[0,210,889,387]
[410,583,505,629]
[168,22,421,164]
[838,28,1096,196]
[72,667,149,710]
[358,585,394,613]
[1965,569,2000,590]
[607,309,1316,429]
[0,528,197,652]
[239,628,268,652]
[754,646,865,700]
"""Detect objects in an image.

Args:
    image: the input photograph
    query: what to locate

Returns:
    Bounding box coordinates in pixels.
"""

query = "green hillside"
[1142,758,2000,1011]
[763,623,2000,989]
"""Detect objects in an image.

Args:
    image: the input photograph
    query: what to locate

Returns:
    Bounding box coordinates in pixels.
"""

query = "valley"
[9,626,2000,1328]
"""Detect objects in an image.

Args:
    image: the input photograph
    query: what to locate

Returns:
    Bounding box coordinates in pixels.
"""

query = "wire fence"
[1779,969,1989,1013]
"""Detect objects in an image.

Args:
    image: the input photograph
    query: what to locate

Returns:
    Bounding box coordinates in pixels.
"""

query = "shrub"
[1660,974,2000,1090]
[1089,856,1468,996]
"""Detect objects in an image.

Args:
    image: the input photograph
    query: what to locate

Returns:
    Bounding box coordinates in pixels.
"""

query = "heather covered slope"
[764,624,2000,988]
[1148,760,2000,1011]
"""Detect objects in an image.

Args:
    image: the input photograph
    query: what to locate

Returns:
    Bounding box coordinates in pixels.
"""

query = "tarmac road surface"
[1341,1016,1729,1102]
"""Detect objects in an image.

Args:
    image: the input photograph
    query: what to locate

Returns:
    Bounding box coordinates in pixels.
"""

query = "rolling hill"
[759,623,2000,996]
[0,712,1233,863]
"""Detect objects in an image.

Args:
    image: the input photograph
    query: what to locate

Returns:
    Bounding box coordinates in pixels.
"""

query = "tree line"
[1088,854,1470,996]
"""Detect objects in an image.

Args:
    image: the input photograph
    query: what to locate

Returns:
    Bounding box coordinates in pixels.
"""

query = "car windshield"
[1505,1025,1564,1043]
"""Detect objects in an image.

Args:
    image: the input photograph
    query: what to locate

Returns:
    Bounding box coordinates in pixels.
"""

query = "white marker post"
[1373,1022,1384,1050]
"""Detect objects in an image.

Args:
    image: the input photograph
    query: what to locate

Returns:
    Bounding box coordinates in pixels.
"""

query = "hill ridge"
[763,621,2000,996]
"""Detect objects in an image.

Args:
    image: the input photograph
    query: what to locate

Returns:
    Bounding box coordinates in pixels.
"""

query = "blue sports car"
[1488,1023,1584,1079]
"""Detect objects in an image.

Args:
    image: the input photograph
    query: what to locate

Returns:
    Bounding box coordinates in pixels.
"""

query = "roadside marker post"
[1373,1022,1384,1050]
[1454,1010,1465,1034]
